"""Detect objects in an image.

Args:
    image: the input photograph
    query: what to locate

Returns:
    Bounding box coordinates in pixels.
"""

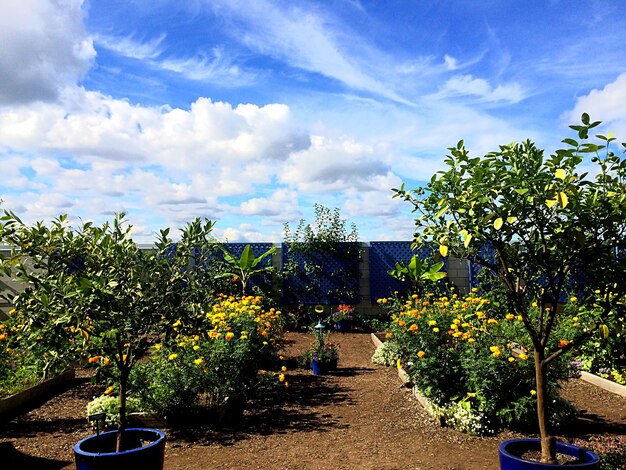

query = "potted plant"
[392,114,625,466]
[302,329,339,375]
[0,212,215,468]
[331,304,355,332]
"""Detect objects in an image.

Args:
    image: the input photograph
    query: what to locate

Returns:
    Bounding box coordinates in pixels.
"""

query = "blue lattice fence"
[368,242,440,302]
[469,243,497,291]
[281,242,360,305]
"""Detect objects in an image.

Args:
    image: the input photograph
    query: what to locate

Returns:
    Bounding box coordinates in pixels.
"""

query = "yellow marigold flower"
[530,389,536,396]
[396,358,402,369]
[432,327,439,333]
[505,313,515,320]
[471,288,478,293]
[281,366,287,372]
[412,294,418,299]
[489,345,500,353]
[517,315,523,321]
[104,386,114,395]
[427,320,437,326]
[450,323,458,330]
[417,351,426,358]
[173,319,181,327]
[168,353,178,360]
[492,350,502,358]
[122,354,127,362]
[194,357,204,365]
[570,296,578,303]
[279,355,285,361]
[508,357,515,363]
[476,311,486,319]
[103,357,111,366]
[154,343,162,350]
[193,345,200,351]
[518,353,528,360]
[594,289,601,294]
[487,318,498,325]
[467,338,476,343]
[178,342,185,347]
[532,301,538,308]
[409,324,418,332]
[278,373,286,382]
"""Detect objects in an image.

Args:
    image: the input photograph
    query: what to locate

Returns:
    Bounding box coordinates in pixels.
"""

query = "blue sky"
[1,0,626,243]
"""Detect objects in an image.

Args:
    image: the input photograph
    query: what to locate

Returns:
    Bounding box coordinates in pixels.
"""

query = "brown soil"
[1,332,625,469]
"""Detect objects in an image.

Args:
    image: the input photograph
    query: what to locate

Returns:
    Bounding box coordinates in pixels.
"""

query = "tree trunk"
[534,348,556,464]
[116,367,130,452]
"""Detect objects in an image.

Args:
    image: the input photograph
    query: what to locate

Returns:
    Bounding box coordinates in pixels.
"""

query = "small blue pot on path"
[311,359,322,375]
[499,439,599,469]
[74,428,166,470]
[334,320,351,332]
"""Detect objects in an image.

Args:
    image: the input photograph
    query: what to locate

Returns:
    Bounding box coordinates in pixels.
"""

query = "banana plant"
[216,244,276,296]
[387,254,446,295]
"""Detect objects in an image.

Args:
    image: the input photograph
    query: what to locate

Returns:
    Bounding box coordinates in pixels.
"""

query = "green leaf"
[599,324,609,339]
[581,113,590,125]
[439,245,449,257]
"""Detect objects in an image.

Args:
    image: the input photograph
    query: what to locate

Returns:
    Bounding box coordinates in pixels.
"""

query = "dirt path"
[1,332,625,469]
[167,332,514,469]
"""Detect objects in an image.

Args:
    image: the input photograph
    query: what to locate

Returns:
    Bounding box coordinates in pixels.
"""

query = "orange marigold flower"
[103,386,114,395]
[409,324,418,332]
[88,356,102,364]
[417,351,426,358]
[559,340,570,348]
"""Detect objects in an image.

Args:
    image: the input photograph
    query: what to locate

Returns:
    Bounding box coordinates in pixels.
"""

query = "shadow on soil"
[558,410,626,439]
[168,365,371,445]
[0,441,70,470]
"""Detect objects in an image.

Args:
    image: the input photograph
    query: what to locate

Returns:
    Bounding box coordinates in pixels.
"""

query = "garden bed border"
[579,371,626,398]
[0,369,76,418]
[371,333,439,420]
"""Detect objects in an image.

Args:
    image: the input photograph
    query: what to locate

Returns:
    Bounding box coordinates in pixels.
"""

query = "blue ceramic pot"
[74,428,166,470]
[499,439,599,469]
[311,359,322,375]
[334,319,351,332]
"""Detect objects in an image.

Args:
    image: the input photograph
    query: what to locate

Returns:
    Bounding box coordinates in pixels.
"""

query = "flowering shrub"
[381,290,577,432]
[301,331,339,367]
[86,395,144,430]
[130,295,286,418]
[371,341,401,367]
[331,304,355,323]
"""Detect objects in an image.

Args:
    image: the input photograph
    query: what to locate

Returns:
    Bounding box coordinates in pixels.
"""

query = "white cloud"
[566,73,626,136]
[208,0,412,104]
[436,75,525,104]
[239,188,301,220]
[280,135,396,192]
[0,0,95,105]
[94,33,166,60]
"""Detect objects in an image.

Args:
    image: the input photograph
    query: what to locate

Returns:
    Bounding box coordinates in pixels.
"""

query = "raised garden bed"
[579,371,626,398]
[0,369,76,419]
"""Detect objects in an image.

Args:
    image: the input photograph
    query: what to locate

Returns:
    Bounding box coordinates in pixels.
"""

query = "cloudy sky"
[1,0,626,243]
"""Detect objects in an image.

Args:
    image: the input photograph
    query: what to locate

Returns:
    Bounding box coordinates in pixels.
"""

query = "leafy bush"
[382,291,577,432]
[371,341,401,367]
[130,295,285,418]
[86,395,144,430]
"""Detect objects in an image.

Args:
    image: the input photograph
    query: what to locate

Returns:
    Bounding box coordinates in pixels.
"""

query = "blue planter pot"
[499,439,599,469]
[311,359,322,375]
[334,320,351,332]
[74,428,166,470]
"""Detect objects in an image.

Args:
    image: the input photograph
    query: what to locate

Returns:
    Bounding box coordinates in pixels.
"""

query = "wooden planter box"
[0,369,76,418]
